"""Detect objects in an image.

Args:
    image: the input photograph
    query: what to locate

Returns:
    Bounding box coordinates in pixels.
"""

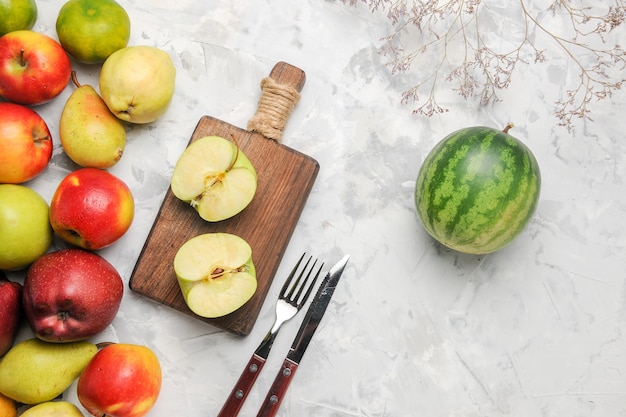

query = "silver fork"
[217,253,323,417]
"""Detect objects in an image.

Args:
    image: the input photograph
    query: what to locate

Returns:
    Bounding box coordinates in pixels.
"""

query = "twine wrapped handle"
[247,62,305,142]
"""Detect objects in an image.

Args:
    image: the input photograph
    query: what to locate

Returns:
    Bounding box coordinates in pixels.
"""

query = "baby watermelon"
[415,125,541,254]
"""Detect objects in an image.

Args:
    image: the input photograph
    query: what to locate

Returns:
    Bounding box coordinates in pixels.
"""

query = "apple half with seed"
[174,233,257,318]
[171,136,257,222]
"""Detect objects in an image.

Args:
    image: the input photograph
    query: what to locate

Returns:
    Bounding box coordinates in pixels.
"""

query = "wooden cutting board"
[129,62,319,336]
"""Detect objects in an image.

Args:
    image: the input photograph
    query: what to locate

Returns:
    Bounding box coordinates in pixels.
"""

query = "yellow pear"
[60,71,126,168]
[99,45,176,124]
[21,401,83,417]
[0,338,97,404]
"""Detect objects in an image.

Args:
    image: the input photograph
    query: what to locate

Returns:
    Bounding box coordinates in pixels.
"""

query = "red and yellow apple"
[77,343,162,417]
[0,184,53,271]
[22,248,124,343]
[0,273,22,357]
[49,168,134,250]
[0,102,53,183]
[0,30,71,105]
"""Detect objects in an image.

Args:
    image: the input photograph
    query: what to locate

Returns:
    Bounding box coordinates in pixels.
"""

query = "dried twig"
[343,0,626,130]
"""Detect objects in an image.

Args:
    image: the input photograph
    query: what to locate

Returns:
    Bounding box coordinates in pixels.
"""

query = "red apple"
[50,168,135,250]
[77,343,162,417]
[0,272,22,356]
[0,102,53,183]
[0,30,71,105]
[22,248,123,343]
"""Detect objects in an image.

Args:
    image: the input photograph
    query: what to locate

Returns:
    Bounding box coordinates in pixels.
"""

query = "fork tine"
[285,255,312,299]
[279,253,306,297]
[292,260,323,306]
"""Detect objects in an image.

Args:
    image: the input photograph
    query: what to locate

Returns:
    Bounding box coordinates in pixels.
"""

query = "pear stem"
[70,70,82,88]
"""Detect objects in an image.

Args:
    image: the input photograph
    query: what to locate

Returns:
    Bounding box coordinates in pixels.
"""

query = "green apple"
[174,233,257,318]
[171,136,257,222]
[99,45,176,124]
[0,185,52,271]
[56,0,130,64]
[0,0,37,36]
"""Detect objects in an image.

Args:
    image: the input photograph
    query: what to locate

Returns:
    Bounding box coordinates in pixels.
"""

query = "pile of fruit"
[1,0,266,414]
[0,0,175,415]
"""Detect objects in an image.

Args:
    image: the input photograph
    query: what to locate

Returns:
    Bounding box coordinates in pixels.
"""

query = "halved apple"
[170,135,257,222]
[174,233,257,318]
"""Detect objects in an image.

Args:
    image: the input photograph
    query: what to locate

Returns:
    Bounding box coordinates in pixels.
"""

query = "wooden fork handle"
[217,353,267,417]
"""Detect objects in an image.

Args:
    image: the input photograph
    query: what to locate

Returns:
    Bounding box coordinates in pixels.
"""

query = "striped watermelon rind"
[414,126,541,254]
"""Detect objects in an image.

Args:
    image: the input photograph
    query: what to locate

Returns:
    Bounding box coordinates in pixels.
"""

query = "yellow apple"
[99,46,176,124]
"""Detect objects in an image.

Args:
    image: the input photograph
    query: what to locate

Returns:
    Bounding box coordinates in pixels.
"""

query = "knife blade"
[255,254,350,417]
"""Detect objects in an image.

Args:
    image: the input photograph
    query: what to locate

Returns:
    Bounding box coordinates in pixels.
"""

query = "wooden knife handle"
[255,358,299,417]
[217,353,267,417]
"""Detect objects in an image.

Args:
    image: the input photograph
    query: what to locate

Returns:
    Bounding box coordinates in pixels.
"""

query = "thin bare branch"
[342,0,626,131]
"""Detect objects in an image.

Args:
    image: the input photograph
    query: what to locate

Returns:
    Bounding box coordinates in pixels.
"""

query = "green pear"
[60,71,126,169]
[21,401,84,417]
[99,45,176,124]
[0,338,97,404]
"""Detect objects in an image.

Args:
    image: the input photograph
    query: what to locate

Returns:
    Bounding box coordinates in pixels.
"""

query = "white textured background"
[8,1,626,416]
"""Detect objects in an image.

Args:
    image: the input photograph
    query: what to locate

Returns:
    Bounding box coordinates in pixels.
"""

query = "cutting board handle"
[247,62,306,142]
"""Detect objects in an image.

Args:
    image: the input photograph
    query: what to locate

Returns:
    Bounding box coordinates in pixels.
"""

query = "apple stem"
[503,123,514,134]
[71,71,81,88]
[19,49,27,67]
[96,341,116,349]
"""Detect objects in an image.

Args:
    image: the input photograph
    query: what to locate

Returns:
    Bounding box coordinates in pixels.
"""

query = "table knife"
[255,254,350,417]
